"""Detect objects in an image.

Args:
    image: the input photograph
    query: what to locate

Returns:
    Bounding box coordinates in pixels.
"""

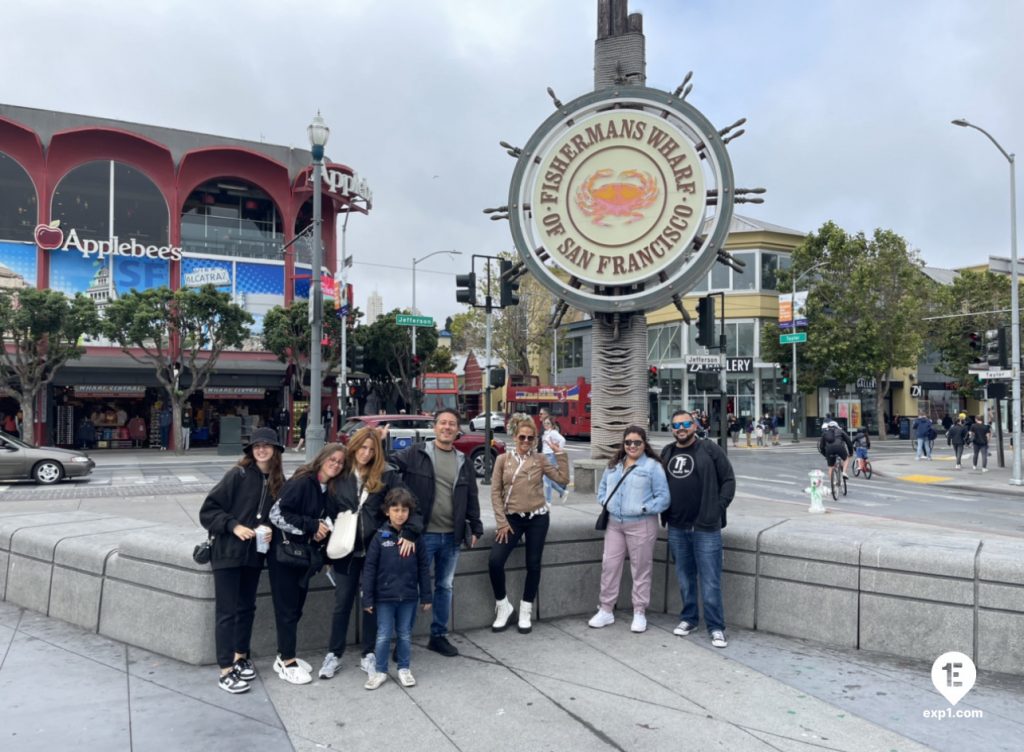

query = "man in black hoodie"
[660,408,735,649]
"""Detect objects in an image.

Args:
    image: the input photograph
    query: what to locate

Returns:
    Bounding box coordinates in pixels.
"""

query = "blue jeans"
[374,599,417,671]
[667,526,724,634]
[543,453,565,502]
[916,437,930,459]
[422,532,460,637]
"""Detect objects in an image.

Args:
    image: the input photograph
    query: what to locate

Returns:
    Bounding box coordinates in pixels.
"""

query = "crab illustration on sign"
[575,169,658,226]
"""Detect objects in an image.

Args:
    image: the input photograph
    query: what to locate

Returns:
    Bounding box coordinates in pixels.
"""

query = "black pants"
[973,443,988,469]
[328,557,376,657]
[212,565,262,669]
[954,444,965,464]
[267,550,311,659]
[488,512,550,603]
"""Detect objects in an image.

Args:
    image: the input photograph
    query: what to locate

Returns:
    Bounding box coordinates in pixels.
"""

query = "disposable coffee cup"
[255,525,271,554]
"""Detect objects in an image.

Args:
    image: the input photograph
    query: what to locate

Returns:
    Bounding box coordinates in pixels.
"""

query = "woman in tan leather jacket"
[488,415,569,634]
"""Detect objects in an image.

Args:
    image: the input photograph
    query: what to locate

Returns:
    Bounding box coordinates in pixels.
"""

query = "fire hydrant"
[805,469,827,513]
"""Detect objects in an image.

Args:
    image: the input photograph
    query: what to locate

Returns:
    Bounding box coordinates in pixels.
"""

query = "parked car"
[338,414,506,477]
[469,412,505,432]
[0,431,95,485]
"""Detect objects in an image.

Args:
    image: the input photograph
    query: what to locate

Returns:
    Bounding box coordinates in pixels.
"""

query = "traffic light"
[985,328,1008,368]
[352,343,366,372]
[489,367,506,388]
[648,365,658,387]
[411,355,422,379]
[695,295,715,348]
[967,331,983,363]
[456,271,476,305]
[780,363,791,385]
[499,258,520,308]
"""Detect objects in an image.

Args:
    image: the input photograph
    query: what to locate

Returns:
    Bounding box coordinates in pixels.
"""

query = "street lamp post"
[305,112,330,461]
[788,261,829,442]
[953,118,1020,485]
[411,249,461,360]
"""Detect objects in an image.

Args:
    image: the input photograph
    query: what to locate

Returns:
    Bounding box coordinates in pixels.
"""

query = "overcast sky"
[2,0,1021,328]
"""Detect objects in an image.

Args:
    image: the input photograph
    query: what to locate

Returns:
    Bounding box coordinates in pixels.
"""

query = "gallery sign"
[507,86,736,314]
[35,220,182,261]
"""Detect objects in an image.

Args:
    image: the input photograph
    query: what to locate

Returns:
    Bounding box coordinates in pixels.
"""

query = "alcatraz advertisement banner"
[778,290,808,330]
[181,256,285,333]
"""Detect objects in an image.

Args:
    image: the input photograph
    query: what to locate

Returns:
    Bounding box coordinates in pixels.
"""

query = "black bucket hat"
[246,426,285,452]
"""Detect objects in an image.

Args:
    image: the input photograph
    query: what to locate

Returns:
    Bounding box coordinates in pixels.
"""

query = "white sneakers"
[518,601,533,634]
[673,620,696,636]
[318,652,340,679]
[274,656,312,685]
[492,598,515,632]
[711,630,728,648]
[360,653,376,674]
[588,608,615,628]
[364,671,388,690]
[630,611,647,633]
[398,668,416,687]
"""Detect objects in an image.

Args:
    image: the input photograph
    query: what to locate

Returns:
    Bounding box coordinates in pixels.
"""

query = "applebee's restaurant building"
[0,103,371,449]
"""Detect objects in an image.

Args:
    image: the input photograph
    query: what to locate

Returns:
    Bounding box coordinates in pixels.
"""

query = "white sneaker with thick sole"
[630,611,647,633]
[492,598,514,632]
[398,668,416,687]
[588,609,615,628]
[360,653,376,674]
[364,671,388,690]
[518,601,533,634]
[274,655,312,674]
[673,620,696,636]
[277,661,312,684]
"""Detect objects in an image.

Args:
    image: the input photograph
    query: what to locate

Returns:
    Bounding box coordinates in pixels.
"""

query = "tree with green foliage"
[354,309,438,410]
[760,221,930,438]
[424,346,456,373]
[0,288,100,439]
[928,270,1011,397]
[103,285,252,454]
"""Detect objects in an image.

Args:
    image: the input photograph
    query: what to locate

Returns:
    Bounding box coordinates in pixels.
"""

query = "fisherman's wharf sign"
[508,87,735,313]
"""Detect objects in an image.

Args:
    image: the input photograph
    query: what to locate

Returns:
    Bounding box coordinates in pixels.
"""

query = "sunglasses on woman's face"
[672,420,694,430]
[517,434,535,441]
[623,439,644,448]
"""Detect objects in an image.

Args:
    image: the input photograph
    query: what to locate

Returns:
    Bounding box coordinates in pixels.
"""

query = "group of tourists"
[200,405,736,696]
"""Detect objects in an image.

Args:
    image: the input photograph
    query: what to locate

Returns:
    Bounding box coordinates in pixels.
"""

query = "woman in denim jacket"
[588,425,670,634]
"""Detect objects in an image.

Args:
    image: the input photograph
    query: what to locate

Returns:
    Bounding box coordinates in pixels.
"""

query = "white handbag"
[326,509,358,559]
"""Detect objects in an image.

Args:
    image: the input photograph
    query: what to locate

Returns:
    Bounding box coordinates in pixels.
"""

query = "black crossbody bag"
[595,465,635,531]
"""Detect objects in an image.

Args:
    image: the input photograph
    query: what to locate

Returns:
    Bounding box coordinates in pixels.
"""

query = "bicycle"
[852,453,872,479]
[829,461,847,500]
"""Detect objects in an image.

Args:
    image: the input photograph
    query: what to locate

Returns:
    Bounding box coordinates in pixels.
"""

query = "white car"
[470,412,505,432]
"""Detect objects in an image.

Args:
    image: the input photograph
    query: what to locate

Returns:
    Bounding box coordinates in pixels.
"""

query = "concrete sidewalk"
[7,597,1022,752]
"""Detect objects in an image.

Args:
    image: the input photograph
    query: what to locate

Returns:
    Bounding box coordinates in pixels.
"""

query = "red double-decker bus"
[506,377,591,438]
[419,372,459,414]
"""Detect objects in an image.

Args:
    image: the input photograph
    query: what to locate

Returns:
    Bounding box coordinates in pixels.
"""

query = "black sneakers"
[427,635,459,657]
[218,669,251,694]
[233,657,256,681]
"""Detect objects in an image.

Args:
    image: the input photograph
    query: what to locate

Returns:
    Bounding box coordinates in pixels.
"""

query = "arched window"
[51,161,168,244]
[0,152,37,242]
[181,179,283,259]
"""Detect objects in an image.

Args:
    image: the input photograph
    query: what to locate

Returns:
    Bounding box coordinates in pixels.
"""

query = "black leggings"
[973,444,988,469]
[489,512,550,603]
[267,551,311,660]
[327,557,376,657]
[954,444,965,464]
[212,565,262,669]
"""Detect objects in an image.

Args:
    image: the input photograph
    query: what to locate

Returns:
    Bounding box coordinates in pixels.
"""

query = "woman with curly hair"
[588,425,669,634]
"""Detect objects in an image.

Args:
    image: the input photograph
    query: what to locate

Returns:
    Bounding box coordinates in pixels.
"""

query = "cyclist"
[852,425,871,474]
[818,418,853,480]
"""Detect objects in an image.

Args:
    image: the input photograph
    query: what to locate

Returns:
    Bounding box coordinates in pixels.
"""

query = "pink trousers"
[598,515,659,613]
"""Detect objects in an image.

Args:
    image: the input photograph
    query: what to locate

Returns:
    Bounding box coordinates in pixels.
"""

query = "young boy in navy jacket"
[361,488,432,689]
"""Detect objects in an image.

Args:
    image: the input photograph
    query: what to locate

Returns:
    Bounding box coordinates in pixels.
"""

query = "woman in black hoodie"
[318,426,407,679]
[199,427,285,694]
[268,441,346,685]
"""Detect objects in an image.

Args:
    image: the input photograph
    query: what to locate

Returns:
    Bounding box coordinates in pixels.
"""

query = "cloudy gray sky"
[2,0,1021,327]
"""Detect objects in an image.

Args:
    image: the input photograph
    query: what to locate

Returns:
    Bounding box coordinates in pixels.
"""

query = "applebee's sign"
[34,220,183,261]
[322,168,373,205]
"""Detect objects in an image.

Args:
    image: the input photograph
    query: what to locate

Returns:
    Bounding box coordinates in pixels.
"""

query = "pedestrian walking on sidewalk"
[361,488,432,690]
[660,409,736,649]
[968,417,992,472]
[541,416,568,503]
[267,442,345,684]
[947,417,969,470]
[390,408,483,658]
[489,416,569,635]
[912,413,933,460]
[318,426,404,680]
[588,425,670,634]
[199,426,286,694]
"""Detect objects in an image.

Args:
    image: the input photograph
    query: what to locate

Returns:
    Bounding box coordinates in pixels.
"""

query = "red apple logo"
[34,219,64,250]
